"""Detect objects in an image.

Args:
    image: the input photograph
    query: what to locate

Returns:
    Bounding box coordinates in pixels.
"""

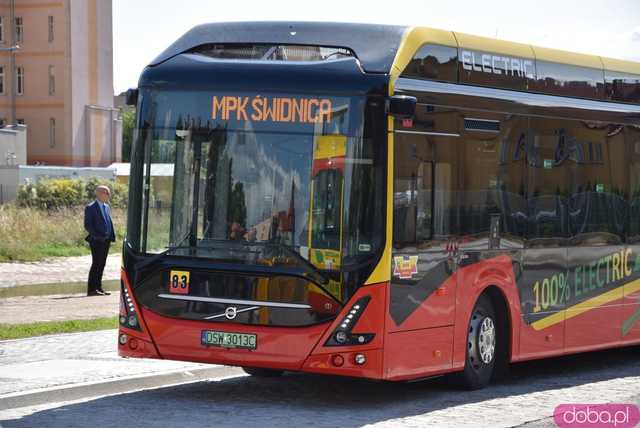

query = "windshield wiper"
[258,242,329,286]
[134,231,195,271]
[135,236,266,271]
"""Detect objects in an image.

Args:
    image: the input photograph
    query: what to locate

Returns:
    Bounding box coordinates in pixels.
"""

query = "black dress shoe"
[87,291,100,296]
[97,289,111,296]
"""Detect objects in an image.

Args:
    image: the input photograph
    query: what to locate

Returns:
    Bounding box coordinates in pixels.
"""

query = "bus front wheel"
[242,367,284,377]
[458,294,497,390]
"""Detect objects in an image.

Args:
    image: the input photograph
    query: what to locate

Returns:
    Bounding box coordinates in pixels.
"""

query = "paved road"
[0,254,121,288]
[0,330,208,396]
[0,330,638,427]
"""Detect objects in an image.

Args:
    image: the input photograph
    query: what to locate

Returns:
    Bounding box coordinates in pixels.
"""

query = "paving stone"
[0,330,208,396]
[0,254,121,288]
[0,293,119,324]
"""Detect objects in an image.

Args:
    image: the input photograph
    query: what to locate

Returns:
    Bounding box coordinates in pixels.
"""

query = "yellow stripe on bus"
[389,27,457,81]
[364,115,395,285]
[389,26,640,81]
[531,279,640,331]
[366,26,455,285]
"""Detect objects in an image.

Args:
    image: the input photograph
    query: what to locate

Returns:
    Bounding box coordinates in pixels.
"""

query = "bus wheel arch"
[456,287,511,389]
[483,285,512,381]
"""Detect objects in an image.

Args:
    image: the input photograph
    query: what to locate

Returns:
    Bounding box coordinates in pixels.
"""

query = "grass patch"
[0,317,118,340]
[0,205,126,262]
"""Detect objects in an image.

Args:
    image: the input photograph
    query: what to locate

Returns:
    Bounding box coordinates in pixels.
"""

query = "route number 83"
[169,270,190,294]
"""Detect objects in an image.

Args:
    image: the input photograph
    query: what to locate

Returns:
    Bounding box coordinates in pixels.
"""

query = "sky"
[112,0,640,94]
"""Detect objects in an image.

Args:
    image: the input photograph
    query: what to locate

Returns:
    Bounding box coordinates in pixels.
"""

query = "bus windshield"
[130,89,382,292]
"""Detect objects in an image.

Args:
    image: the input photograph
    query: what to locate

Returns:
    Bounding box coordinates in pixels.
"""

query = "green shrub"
[17,177,128,209]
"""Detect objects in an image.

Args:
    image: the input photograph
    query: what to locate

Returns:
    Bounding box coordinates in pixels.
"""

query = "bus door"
[519,118,570,358]
[563,120,625,350]
[626,125,640,343]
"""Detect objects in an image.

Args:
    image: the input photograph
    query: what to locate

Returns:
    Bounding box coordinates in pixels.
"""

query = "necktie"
[102,204,111,236]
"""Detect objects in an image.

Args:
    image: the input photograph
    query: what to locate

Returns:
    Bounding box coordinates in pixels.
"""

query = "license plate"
[201,330,257,350]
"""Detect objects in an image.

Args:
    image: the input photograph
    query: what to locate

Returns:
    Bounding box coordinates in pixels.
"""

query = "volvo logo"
[203,305,260,320]
[224,306,238,320]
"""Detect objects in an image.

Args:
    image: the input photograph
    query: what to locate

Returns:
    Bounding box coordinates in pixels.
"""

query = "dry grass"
[0,205,126,262]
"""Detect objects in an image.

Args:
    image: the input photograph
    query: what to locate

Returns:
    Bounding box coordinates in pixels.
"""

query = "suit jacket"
[84,200,116,243]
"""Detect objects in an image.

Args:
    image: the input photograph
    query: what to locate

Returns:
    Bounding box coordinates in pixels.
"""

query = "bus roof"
[394,27,640,103]
[151,22,640,75]
[149,21,407,73]
[148,22,640,103]
[391,26,640,77]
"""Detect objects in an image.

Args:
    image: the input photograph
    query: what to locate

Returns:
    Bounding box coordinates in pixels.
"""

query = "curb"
[0,365,244,411]
[0,329,116,345]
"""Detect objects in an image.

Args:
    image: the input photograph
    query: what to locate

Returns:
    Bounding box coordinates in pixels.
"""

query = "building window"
[0,17,4,43]
[15,17,22,43]
[16,66,23,95]
[48,16,54,43]
[0,66,4,94]
[49,118,56,147]
[48,65,55,95]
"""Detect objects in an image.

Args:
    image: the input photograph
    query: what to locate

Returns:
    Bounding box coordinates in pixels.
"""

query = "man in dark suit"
[84,185,116,296]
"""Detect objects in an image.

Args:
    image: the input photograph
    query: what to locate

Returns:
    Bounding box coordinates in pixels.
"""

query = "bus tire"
[242,367,284,377]
[458,293,497,390]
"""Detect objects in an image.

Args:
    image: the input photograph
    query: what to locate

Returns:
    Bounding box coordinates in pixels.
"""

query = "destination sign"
[212,95,334,123]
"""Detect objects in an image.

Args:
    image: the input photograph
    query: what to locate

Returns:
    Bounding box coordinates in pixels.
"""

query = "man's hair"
[95,185,111,196]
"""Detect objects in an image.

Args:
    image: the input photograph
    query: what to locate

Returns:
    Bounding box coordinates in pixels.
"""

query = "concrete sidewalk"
[0,254,121,288]
[0,293,119,324]
[0,330,209,397]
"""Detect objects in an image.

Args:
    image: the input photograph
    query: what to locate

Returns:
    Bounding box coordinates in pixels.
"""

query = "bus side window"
[569,122,627,245]
[457,113,528,248]
[393,135,433,248]
[627,127,640,243]
[526,118,571,245]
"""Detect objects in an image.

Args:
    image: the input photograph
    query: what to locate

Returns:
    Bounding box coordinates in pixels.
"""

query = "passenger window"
[459,114,528,247]
[526,118,571,245]
[568,122,626,245]
[532,61,605,99]
[392,108,634,249]
[628,127,640,242]
[393,109,528,250]
[393,135,433,247]
[401,44,458,83]
[605,71,640,103]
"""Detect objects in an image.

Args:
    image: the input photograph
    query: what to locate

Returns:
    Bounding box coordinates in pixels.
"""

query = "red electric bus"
[119,22,640,389]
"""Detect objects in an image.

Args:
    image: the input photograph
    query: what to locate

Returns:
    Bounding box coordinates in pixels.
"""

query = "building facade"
[0,0,120,166]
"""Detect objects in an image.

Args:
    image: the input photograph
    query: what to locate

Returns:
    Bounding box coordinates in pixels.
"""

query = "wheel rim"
[478,317,496,364]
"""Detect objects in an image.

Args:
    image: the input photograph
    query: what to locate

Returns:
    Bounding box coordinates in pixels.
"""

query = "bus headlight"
[119,280,142,332]
[325,296,375,346]
[335,331,348,343]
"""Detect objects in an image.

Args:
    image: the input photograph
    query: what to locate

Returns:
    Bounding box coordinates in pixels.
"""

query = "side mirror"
[125,88,139,106]
[388,95,417,118]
